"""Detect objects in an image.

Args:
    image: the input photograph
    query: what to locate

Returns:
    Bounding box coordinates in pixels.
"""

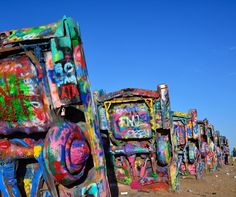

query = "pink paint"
[180,164,186,171]
[140,159,148,177]
[130,180,142,189]
[188,164,196,175]
[70,140,90,165]
[127,155,137,180]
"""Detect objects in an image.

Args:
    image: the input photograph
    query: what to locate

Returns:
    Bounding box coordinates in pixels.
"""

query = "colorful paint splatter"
[0,15,229,196]
[172,109,204,180]
[0,16,110,197]
[95,84,179,192]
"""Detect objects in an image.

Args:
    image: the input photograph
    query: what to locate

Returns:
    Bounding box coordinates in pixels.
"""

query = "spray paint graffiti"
[0,56,49,134]
[112,103,152,139]
[218,135,227,167]
[95,84,179,192]
[205,124,218,172]
[0,17,110,196]
[190,109,198,139]
[172,109,204,180]
[197,119,221,174]
[0,15,229,197]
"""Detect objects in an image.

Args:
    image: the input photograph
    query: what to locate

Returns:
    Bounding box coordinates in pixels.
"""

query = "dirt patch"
[115,161,236,197]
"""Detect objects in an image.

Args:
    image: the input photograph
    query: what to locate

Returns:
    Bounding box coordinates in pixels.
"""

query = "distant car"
[197,119,218,173]
[171,109,204,179]
[213,130,224,168]
[0,17,110,197]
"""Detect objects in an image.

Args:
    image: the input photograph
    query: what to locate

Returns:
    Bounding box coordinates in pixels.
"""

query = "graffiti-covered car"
[205,123,218,172]
[219,135,230,165]
[197,119,208,172]
[214,130,224,168]
[94,84,179,191]
[172,109,204,179]
[0,17,110,196]
[197,119,217,173]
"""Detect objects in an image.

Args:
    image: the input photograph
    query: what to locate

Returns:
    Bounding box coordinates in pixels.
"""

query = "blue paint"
[30,167,43,197]
[1,162,20,197]
[9,139,30,147]
[0,164,10,197]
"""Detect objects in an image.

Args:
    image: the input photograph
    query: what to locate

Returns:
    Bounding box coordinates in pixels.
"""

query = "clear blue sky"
[0,0,235,150]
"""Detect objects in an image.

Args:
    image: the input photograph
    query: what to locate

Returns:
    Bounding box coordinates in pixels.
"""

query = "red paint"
[74,45,86,69]
[24,138,34,147]
[130,179,168,191]
[55,173,67,181]
[0,140,10,149]
[0,56,44,122]
[136,182,169,191]
[35,64,43,79]
[159,172,164,177]
[33,106,46,122]
[60,84,79,100]
[52,161,66,181]
[52,161,61,171]
[0,81,39,122]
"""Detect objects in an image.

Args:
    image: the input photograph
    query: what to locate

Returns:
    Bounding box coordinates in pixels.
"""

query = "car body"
[205,123,218,172]
[172,109,204,179]
[213,130,224,168]
[0,17,110,197]
[197,119,218,173]
[94,84,179,192]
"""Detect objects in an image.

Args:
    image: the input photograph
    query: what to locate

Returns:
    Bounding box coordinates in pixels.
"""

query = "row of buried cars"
[94,85,229,194]
[0,17,229,196]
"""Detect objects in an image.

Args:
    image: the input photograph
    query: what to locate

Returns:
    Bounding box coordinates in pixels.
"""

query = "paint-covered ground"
[115,159,236,197]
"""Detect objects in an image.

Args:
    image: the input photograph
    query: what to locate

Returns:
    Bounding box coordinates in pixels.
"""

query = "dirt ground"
[116,160,236,197]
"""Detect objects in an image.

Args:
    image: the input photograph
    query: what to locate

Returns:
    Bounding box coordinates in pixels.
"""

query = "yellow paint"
[169,162,178,191]
[23,179,32,196]
[34,145,42,158]
[173,111,189,118]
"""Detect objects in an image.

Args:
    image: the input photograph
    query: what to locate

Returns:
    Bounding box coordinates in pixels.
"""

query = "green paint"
[72,40,79,47]
[97,166,104,171]
[0,73,34,122]
[115,168,132,185]
[51,39,64,62]
[150,172,158,178]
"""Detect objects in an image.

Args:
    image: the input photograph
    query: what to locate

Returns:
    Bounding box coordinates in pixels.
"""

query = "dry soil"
[116,160,236,197]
